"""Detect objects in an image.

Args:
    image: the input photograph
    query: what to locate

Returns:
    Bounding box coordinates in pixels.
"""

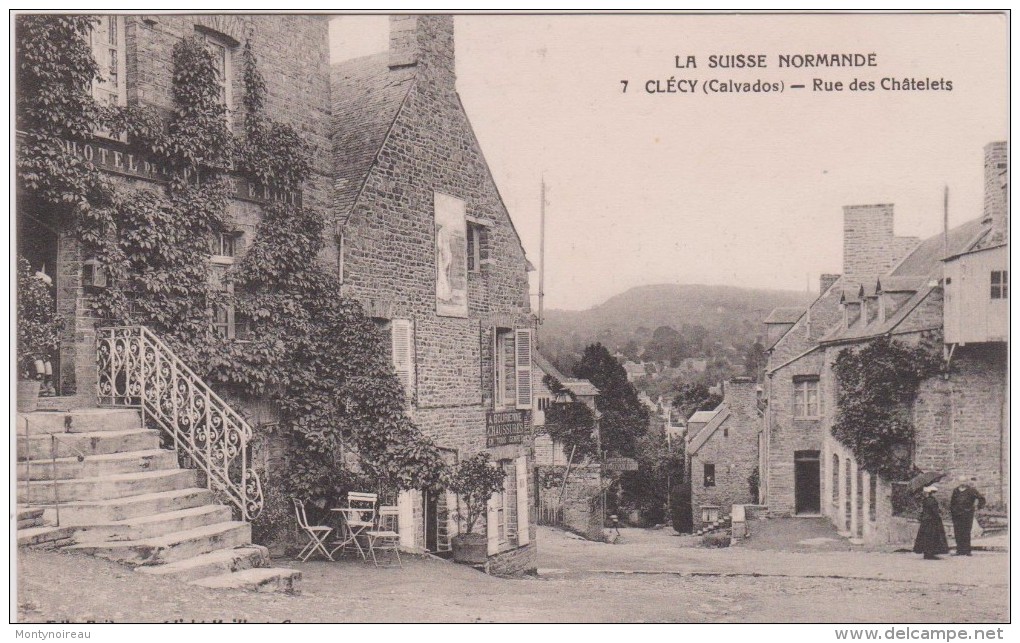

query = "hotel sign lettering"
[486,410,529,447]
[56,136,302,207]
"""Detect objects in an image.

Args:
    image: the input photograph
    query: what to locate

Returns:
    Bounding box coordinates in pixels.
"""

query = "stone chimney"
[722,377,758,417]
[842,204,920,276]
[982,141,1008,236]
[819,273,841,295]
[389,15,455,90]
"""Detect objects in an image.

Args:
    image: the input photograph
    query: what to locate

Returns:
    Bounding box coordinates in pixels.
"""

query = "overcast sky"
[330,13,1008,311]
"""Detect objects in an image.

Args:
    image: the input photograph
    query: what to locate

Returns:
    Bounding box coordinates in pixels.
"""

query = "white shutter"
[515,456,530,546]
[443,488,460,551]
[514,328,533,410]
[397,490,415,548]
[486,495,500,555]
[391,319,413,397]
[492,327,500,407]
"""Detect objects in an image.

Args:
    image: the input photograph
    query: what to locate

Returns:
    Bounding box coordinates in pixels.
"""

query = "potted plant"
[17,255,61,411]
[449,452,506,564]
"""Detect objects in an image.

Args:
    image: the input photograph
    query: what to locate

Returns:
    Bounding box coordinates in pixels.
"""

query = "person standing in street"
[913,485,949,560]
[950,475,986,556]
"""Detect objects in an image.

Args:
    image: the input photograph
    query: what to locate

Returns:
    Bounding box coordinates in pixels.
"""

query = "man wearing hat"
[950,475,986,556]
[913,485,949,560]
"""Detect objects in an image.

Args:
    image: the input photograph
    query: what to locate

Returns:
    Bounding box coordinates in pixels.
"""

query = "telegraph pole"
[538,177,546,346]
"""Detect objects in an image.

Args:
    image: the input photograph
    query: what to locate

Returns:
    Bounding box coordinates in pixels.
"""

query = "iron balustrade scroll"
[96,325,263,520]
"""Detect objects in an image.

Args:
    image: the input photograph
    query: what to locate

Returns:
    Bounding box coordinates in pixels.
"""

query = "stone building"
[761,142,1008,544]
[331,15,537,573]
[687,377,760,529]
[18,14,540,577]
[532,352,604,539]
[18,15,333,403]
[15,14,334,591]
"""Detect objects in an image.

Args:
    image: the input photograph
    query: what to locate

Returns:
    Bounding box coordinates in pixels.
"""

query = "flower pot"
[451,532,488,564]
[18,380,41,413]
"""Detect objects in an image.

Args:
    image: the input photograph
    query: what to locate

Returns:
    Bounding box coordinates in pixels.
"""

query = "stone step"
[73,505,234,543]
[17,525,77,548]
[189,567,301,594]
[17,449,179,481]
[33,487,217,526]
[138,546,271,583]
[18,409,142,435]
[65,521,252,566]
[17,469,199,503]
[17,429,161,460]
[17,507,45,522]
[31,396,93,413]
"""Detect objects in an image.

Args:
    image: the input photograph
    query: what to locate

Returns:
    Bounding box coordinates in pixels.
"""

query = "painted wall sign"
[486,410,529,447]
[434,192,468,318]
[19,133,302,207]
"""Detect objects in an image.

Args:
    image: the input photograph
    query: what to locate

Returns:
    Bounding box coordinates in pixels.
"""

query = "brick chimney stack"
[982,141,1008,230]
[389,15,456,90]
[842,204,920,277]
[819,273,841,295]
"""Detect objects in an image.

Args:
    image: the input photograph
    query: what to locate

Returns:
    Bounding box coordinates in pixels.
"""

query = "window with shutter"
[486,495,500,555]
[391,319,414,398]
[514,328,533,409]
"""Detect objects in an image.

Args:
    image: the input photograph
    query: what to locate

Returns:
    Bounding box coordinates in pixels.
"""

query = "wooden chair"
[293,498,334,562]
[340,492,377,559]
[365,505,403,567]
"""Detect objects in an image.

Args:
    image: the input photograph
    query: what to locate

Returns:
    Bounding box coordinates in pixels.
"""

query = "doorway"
[794,450,821,514]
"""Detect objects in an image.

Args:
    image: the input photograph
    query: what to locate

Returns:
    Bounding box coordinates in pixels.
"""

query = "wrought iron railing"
[96,325,263,520]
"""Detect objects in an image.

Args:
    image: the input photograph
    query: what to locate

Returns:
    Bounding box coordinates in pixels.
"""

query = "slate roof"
[764,307,805,325]
[331,53,416,224]
[563,381,600,397]
[688,406,731,456]
[688,409,719,425]
[891,217,989,276]
[534,352,599,398]
[821,216,991,344]
[877,275,928,293]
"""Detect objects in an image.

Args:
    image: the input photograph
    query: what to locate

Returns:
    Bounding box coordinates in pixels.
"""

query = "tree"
[744,340,766,380]
[573,343,649,457]
[644,325,687,366]
[449,453,506,534]
[673,381,722,422]
[543,375,599,461]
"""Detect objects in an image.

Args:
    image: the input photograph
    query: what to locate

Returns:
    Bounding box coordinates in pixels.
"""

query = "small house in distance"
[687,377,761,530]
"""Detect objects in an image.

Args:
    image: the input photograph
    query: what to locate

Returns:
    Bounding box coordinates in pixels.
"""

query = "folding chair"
[365,505,403,567]
[338,492,377,560]
[293,498,334,562]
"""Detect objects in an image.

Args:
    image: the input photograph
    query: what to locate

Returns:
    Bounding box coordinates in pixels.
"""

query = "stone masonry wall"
[536,463,604,540]
[763,275,844,515]
[691,381,759,528]
[53,16,332,396]
[335,16,536,569]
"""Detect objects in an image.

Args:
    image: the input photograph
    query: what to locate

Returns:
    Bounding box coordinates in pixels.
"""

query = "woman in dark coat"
[913,486,950,560]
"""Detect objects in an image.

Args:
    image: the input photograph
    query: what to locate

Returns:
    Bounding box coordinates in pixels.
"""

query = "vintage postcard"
[11,10,1009,630]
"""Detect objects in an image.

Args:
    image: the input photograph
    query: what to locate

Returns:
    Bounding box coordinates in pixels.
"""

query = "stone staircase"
[16,408,300,594]
[693,514,732,537]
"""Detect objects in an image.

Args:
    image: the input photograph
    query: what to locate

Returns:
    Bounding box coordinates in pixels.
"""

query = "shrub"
[449,453,506,534]
[670,483,693,534]
[701,532,731,548]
